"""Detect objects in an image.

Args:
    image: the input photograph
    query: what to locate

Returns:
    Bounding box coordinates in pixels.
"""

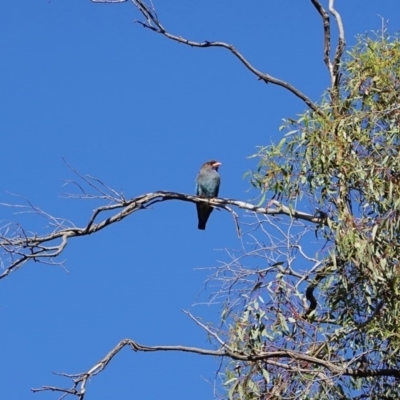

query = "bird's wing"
[214,175,220,197]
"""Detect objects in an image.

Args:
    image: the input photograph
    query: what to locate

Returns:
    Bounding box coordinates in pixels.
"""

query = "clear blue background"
[0,2,399,399]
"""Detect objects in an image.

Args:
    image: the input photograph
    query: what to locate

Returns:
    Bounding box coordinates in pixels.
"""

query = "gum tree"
[2,1,400,399]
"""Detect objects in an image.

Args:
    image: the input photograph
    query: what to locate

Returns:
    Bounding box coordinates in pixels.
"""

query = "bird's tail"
[197,203,213,230]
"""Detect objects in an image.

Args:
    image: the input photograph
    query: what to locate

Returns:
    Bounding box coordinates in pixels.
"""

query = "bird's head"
[203,160,221,171]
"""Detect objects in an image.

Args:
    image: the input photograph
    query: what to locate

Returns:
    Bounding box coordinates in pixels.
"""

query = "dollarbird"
[195,160,221,230]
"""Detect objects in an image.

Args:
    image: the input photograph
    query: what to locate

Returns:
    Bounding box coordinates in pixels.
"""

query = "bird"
[195,160,221,230]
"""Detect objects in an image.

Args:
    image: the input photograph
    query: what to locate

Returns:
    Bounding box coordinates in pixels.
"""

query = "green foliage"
[222,31,400,399]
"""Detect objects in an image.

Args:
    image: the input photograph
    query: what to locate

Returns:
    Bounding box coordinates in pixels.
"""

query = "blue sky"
[1,1,399,399]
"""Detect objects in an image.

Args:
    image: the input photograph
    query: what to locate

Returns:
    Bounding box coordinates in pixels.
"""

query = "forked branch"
[310,0,345,90]
[329,0,345,86]
[31,336,400,399]
[0,189,323,280]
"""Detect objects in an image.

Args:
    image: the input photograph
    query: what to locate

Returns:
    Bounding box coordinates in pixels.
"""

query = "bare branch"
[184,310,229,349]
[329,0,346,86]
[311,0,345,91]
[89,0,322,115]
[61,158,126,202]
[32,336,400,398]
[0,190,324,280]
[135,0,322,114]
[310,0,333,81]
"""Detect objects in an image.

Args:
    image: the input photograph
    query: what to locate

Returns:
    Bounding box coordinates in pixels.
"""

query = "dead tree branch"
[329,0,346,86]
[90,0,323,115]
[0,189,324,280]
[311,0,345,90]
[310,0,332,79]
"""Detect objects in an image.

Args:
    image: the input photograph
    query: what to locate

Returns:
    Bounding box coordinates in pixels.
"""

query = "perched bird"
[195,160,221,230]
